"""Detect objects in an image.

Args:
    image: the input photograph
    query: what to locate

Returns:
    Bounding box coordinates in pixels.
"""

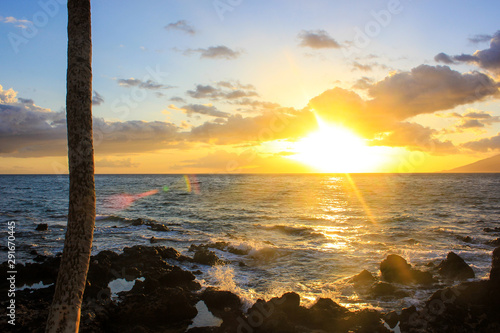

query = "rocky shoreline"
[1,245,499,333]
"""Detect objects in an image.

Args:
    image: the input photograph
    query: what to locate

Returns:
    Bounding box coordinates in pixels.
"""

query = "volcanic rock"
[437,251,475,280]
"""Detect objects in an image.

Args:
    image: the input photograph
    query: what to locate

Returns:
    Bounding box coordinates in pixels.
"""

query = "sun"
[288,116,387,173]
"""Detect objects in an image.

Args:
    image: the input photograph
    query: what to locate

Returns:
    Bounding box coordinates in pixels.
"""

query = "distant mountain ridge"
[445,154,500,173]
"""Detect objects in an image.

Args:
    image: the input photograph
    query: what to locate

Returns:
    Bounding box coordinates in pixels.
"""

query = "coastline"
[1,244,499,332]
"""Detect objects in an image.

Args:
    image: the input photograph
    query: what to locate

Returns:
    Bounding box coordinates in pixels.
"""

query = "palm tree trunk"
[46,0,94,332]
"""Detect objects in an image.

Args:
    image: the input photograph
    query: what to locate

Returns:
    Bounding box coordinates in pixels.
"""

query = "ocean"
[1,173,499,312]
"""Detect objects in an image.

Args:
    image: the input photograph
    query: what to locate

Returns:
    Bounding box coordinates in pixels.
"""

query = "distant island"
[445,154,500,173]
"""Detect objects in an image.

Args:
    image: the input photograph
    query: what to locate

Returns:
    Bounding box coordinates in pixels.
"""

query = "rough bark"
[46,0,94,332]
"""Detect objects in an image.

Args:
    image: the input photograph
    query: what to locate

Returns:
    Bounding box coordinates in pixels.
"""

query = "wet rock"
[193,248,222,266]
[380,254,412,283]
[201,287,242,320]
[149,223,169,232]
[108,287,197,329]
[484,227,500,233]
[35,223,48,231]
[486,238,500,246]
[348,309,391,333]
[370,282,409,298]
[490,247,500,287]
[307,298,349,329]
[351,269,376,285]
[380,254,434,285]
[437,251,475,280]
[457,235,473,243]
[159,266,200,291]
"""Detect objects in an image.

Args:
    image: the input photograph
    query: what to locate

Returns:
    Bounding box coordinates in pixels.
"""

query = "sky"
[1,0,500,174]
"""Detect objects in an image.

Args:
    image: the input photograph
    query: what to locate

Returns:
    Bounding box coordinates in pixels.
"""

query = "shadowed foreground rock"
[437,251,475,280]
[1,246,500,332]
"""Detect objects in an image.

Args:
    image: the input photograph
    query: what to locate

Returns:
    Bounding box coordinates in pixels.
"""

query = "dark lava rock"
[380,254,434,285]
[491,247,500,287]
[486,238,500,246]
[457,235,473,243]
[193,248,222,266]
[35,223,48,231]
[370,282,409,298]
[149,223,169,232]
[107,287,197,330]
[484,227,500,233]
[201,287,242,320]
[351,269,376,285]
[437,251,475,280]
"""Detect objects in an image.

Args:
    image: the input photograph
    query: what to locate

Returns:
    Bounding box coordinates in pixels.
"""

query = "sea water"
[1,173,499,311]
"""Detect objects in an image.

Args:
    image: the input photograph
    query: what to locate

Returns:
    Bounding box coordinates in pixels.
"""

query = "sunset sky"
[1,0,499,174]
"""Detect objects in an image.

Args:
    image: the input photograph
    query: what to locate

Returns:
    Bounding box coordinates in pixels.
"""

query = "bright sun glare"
[288,116,387,173]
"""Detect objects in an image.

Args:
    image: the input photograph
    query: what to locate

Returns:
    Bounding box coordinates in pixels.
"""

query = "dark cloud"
[92,91,104,106]
[367,65,499,120]
[170,96,186,103]
[449,110,500,131]
[297,30,340,49]
[184,46,241,60]
[434,52,455,64]
[187,83,258,100]
[0,99,182,157]
[462,132,500,152]
[181,104,230,118]
[164,20,195,35]
[436,31,500,74]
[456,119,485,129]
[117,78,174,90]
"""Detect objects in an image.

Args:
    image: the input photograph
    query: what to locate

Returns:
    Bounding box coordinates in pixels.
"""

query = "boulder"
[193,248,221,266]
[380,254,434,285]
[351,269,376,285]
[437,252,475,280]
[201,287,242,319]
[370,282,409,298]
[35,223,48,231]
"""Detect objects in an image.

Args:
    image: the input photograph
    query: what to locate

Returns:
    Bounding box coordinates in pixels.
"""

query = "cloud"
[448,109,500,132]
[96,158,139,168]
[434,52,455,64]
[0,16,32,29]
[469,34,494,44]
[180,104,230,118]
[352,77,374,90]
[174,149,310,173]
[164,20,195,35]
[0,86,182,157]
[462,132,500,152]
[371,122,457,153]
[0,84,17,104]
[92,91,104,106]
[436,31,500,74]
[184,46,241,60]
[186,83,258,100]
[117,78,174,90]
[297,30,340,49]
[170,96,186,103]
[188,109,316,145]
[367,65,499,120]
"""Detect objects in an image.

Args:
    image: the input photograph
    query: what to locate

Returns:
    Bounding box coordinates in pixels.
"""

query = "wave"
[254,224,325,239]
